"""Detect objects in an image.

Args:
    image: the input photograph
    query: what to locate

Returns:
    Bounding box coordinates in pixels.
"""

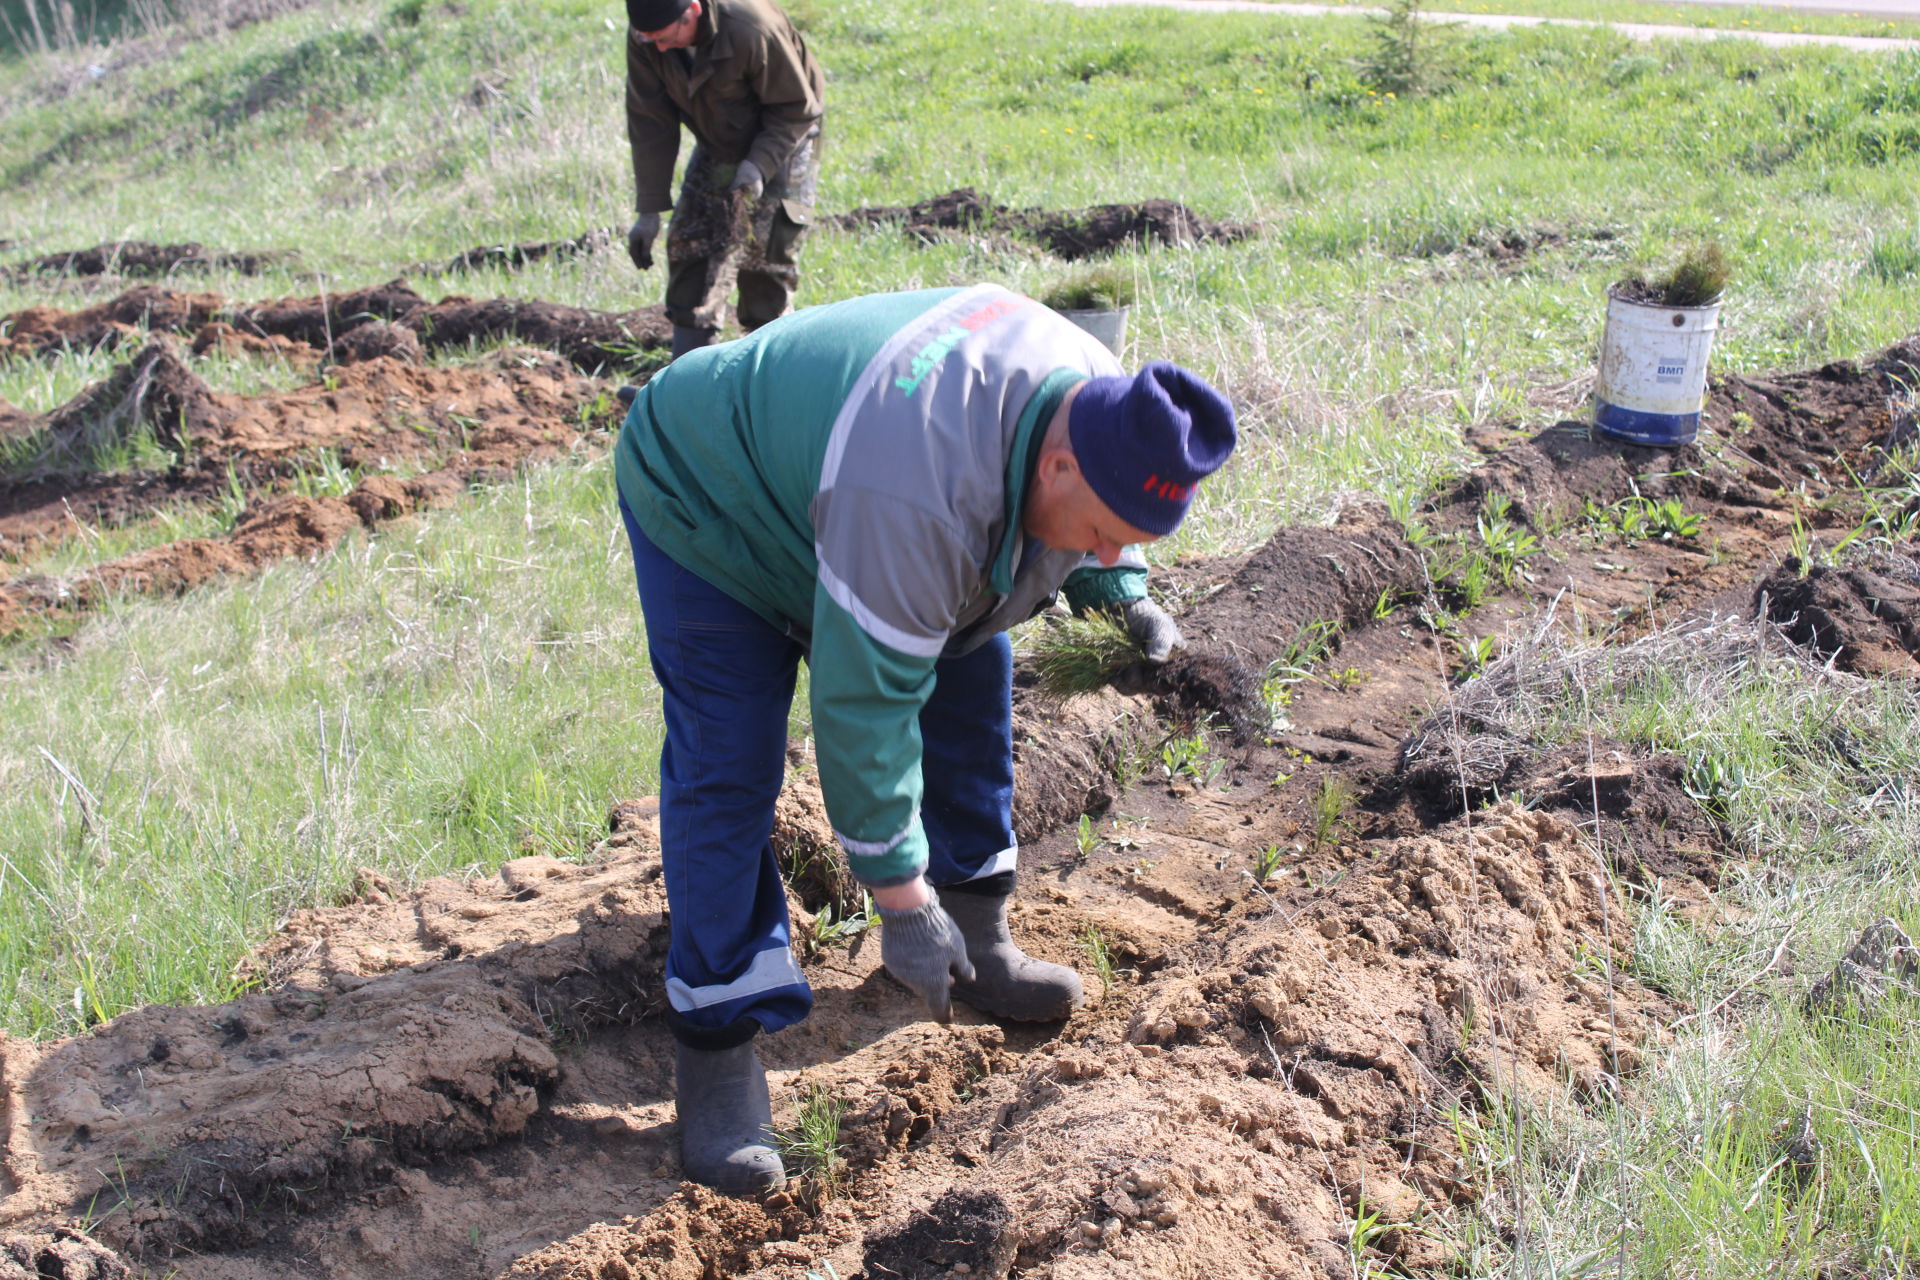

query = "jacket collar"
[990,368,1086,595]
[686,0,728,92]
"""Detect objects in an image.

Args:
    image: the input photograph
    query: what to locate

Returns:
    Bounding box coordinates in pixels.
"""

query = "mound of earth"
[2,241,292,280]
[413,229,617,277]
[0,340,620,627]
[0,282,670,375]
[1756,552,1920,677]
[833,188,1256,260]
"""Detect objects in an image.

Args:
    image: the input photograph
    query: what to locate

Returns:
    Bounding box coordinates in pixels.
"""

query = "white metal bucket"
[1592,290,1720,446]
[1061,306,1128,356]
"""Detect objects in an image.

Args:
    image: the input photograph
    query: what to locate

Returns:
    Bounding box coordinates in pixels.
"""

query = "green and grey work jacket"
[615,286,1149,888]
[625,0,825,221]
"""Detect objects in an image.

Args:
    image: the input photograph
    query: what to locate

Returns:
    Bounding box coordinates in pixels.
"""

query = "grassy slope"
[1,3,1919,1271]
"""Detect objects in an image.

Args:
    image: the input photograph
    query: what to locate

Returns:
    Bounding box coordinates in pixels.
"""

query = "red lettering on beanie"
[1140,473,1160,493]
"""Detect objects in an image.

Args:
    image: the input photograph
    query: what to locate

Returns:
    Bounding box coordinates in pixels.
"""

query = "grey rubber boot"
[670,325,716,360]
[940,891,1084,1021]
[674,1040,785,1195]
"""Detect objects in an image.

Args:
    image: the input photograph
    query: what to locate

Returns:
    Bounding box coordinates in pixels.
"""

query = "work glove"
[728,159,765,201]
[627,212,661,271]
[878,889,975,1023]
[1120,596,1183,663]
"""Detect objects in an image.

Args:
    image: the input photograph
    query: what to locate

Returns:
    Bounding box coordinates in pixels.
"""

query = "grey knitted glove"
[1121,597,1183,663]
[878,890,975,1023]
[729,160,765,201]
[627,212,661,271]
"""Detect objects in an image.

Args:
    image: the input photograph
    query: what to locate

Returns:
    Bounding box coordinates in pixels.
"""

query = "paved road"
[1656,0,1918,19]
[1061,0,1920,49]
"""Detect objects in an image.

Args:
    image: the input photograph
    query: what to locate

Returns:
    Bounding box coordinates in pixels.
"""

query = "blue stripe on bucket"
[1594,400,1700,446]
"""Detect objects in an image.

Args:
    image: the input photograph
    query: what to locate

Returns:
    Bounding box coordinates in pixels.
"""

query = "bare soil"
[1,241,294,280]
[411,230,620,278]
[833,189,1256,260]
[2,277,1917,1279]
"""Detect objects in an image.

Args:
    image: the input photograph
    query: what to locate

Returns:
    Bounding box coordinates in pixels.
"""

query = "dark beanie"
[627,0,691,31]
[1067,362,1237,537]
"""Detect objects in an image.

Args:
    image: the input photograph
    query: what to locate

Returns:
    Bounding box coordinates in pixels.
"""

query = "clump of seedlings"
[1039,265,1136,312]
[1613,240,1732,307]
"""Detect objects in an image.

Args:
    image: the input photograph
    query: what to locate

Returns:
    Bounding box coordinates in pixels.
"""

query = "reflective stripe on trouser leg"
[921,633,1017,893]
[620,495,812,1042]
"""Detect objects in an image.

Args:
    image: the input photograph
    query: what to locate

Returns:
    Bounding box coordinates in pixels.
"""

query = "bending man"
[615,285,1237,1193]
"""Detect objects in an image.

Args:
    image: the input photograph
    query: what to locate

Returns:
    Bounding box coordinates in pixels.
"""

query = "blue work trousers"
[620,496,1017,1049]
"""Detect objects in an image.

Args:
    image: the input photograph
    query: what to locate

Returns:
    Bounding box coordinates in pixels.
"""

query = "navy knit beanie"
[1067,362,1237,537]
[627,0,690,31]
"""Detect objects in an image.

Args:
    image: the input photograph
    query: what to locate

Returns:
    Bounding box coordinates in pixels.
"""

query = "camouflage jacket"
[625,0,825,219]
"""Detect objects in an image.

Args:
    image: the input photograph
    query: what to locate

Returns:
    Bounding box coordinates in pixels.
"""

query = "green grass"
[0,455,669,1033]
[1422,605,1920,1276]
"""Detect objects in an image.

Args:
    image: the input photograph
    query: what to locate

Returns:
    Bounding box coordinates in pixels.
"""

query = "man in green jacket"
[623,0,824,359]
[616,285,1236,1194]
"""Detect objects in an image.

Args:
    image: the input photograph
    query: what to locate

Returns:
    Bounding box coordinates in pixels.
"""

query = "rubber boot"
[670,325,716,360]
[674,1040,785,1195]
[940,891,1084,1021]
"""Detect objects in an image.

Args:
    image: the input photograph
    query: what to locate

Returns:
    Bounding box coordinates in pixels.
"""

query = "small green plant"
[1682,752,1752,823]
[1039,266,1135,312]
[797,892,874,962]
[1308,775,1358,853]
[1080,923,1119,997]
[1645,496,1703,539]
[1346,1192,1416,1276]
[1475,494,1541,586]
[1438,545,1497,609]
[1252,842,1285,883]
[1074,813,1099,861]
[1261,618,1341,717]
[1362,0,1444,97]
[777,1084,847,1209]
[289,447,358,500]
[1324,666,1369,692]
[1455,633,1497,679]
[1161,731,1221,785]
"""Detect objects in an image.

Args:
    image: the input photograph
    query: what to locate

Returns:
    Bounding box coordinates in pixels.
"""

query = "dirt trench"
[2,319,1918,1276]
[1,241,294,280]
[0,281,671,372]
[833,189,1256,260]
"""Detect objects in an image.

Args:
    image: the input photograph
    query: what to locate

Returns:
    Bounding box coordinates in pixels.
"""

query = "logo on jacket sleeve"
[893,297,1028,397]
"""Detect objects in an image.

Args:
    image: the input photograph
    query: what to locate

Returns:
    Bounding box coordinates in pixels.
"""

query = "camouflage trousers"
[666,129,819,334]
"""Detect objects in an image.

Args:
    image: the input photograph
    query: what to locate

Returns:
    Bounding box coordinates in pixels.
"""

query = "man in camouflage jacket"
[624,0,824,358]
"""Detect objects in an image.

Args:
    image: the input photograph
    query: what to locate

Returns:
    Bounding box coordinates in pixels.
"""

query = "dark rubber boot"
[670,325,716,360]
[674,1040,785,1195]
[940,891,1084,1021]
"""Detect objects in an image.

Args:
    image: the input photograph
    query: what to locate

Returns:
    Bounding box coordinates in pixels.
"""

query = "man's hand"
[728,160,765,201]
[1121,597,1183,663]
[627,212,662,271]
[878,890,975,1023]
